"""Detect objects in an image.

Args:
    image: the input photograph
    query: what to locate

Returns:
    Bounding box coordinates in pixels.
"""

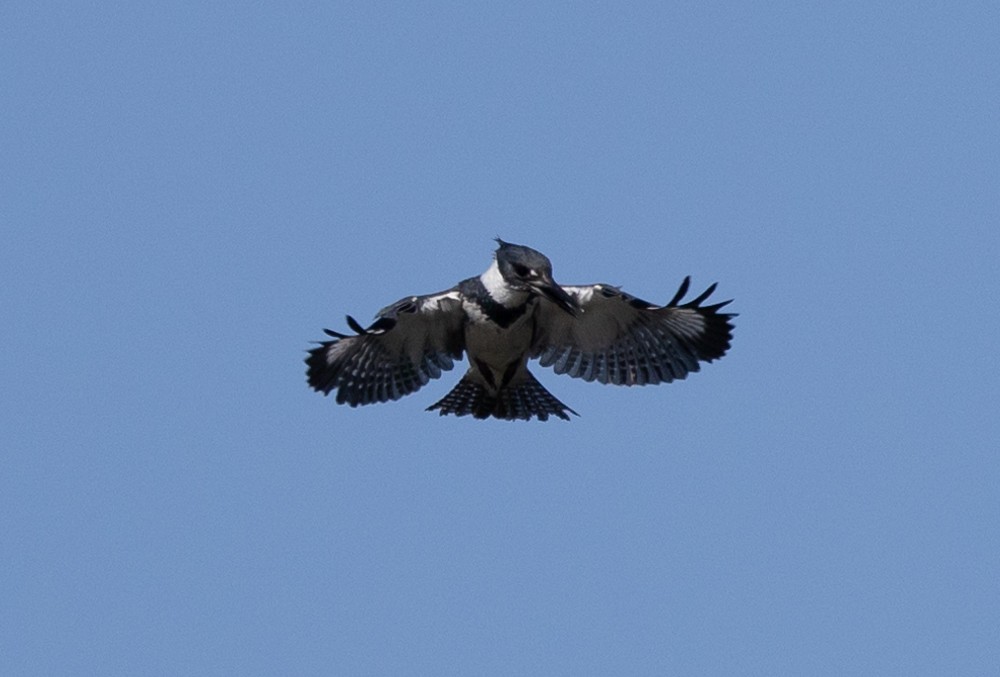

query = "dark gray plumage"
[306,239,735,421]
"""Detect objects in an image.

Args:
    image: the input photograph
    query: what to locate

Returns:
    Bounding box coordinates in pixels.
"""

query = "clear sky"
[3,2,998,675]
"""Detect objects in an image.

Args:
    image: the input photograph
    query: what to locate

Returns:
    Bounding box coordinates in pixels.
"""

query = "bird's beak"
[534,278,581,316]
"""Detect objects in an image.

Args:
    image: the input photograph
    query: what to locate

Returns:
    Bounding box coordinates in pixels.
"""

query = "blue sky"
[3,2,998,675]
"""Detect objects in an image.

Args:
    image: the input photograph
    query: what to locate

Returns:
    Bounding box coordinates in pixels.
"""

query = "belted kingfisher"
[306,239,735,421]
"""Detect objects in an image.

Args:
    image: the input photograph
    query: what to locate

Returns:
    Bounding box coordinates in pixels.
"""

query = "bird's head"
[494,238,581,315]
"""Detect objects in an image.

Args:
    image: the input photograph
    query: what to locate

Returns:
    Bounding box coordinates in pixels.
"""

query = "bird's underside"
[306,240,735,421]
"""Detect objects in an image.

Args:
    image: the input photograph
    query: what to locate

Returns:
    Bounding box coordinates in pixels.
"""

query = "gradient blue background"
[3,2,998,675]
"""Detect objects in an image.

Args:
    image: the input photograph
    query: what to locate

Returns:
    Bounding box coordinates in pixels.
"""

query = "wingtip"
[345,315,367,334]
[690,282,719,306]
[666,276,692,307]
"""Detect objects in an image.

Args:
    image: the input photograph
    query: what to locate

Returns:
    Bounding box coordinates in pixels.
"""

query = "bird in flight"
[306,239,735,421]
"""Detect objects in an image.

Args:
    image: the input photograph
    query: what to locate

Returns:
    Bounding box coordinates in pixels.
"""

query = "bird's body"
[306,239,735,421]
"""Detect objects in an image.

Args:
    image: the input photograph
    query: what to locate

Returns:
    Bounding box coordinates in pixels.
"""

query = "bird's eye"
[513,264,530,277]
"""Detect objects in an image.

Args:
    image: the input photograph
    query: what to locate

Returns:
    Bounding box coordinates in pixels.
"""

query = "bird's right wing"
[306,290,466,406]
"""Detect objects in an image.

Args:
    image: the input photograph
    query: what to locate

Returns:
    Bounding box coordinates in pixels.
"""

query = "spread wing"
[531,277,735,385]
[306,290,466,406]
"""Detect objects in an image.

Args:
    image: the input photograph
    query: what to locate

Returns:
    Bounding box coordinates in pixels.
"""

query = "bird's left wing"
[531,277,735,385]
[306,290,466,406]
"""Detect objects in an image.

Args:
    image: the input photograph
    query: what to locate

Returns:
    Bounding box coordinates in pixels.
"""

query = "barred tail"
[428,370,577,422]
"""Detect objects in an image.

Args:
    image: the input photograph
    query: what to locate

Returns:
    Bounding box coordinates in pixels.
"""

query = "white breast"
[462,299,535,375]
[479,259,529,307]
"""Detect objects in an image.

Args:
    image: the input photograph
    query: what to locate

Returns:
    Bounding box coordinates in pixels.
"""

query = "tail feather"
[428,370,577,421]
